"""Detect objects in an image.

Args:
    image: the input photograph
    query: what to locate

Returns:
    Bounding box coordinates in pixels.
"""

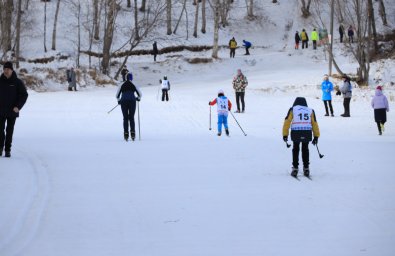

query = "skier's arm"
[311,111,320,137]
[168,81,171,90]
[16,80,28,110]
[384,96,389,112]
[135,84,143,99]
[209,98,217,106]
[282,109,293,137]
[116,83,122,101]
[228,100,232,110]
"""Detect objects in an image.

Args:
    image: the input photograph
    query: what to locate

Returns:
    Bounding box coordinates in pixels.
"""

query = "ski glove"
[136,97,141,101]
[336,91,341,96]
[312,137,318,145]
[283,136,288,142]
[118,100,121,105]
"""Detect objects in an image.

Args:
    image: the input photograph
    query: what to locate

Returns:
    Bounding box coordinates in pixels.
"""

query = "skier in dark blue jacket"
[242,40,252,55]
[116,73,142,141]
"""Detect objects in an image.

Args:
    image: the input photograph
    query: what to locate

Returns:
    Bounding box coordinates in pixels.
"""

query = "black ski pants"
[312,40,317,49]
[0,116,16,153]
[302,40,308,49]
[245,46,250,55]
[230,48,236,58]
[292,142,309,168]
[121,101,136,133]
[323,100,334,115]
[162,89,169,101]
[343,98,351,116]
[235,92,245,112]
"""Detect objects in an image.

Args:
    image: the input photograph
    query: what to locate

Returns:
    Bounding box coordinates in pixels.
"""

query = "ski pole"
[107,104,119,114]
[137,101,141,141]
[229,111,247,136]
[316,144,324,158]
[209,105,212,130]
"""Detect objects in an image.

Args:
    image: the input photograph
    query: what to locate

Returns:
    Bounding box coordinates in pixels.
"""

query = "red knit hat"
[376,86,382,90]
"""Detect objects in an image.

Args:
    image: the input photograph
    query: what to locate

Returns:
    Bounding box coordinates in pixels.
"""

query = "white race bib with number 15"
[291,105,312,130]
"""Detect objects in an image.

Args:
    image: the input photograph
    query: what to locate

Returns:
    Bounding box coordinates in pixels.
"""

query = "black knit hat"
[3,61,13,70]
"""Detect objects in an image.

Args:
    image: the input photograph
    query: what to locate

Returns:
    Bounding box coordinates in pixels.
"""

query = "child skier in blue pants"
[209,90,232,136]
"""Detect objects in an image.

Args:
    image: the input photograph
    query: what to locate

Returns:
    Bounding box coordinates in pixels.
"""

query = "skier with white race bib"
[160,76,170,101]
[282,97,320,178]
[209,90,232,136]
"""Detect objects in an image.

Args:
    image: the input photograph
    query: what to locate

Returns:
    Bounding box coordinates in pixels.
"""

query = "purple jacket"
[371,89,389,111]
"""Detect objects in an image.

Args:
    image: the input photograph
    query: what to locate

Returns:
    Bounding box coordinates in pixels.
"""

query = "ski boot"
[303,166,310,177]
[5,151,11,158]
[124,132,129,141]
[324,113,329,116]
[130,131,136,141]
[291,167,298,178]
[225,129,229,136]
[217,132,221,136]
[380,123,385,132]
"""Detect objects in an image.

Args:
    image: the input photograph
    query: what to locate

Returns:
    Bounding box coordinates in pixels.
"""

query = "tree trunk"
[378,0,387,26]
[193,0,199,38]
[140,0,146,12]
[300,0,312,18]
[367,0,378,53]
[212,0,220,58]
[127,0,131,8]
[51,0,61,51]
[102,0,117,75]
[201,0,206,33]
[2,0,13,53]
[247,0,254,19]
[44,0,48,52]
[77,0,81,67]
[173,0,187,34]
[93,0,100,40]
[15,0,22,68]
[166,0,172,35]
[134,0,139,40]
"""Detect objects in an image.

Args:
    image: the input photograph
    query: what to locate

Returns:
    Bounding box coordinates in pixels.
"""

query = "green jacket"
[311,30,319,41]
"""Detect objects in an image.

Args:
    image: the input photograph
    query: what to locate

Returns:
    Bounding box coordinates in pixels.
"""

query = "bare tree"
[300,0,312,18]
[212,0,220,58]
[1,0,14,54]
[367,0,378,52]
[44,0,48,52]
[173,0,187,34]
[127,0,131,8]
[166,0,172,35]
[134,0,139,40]
[15,0,23,68]
[193,0,199,37]
[140,0,146,12]
[377,0,387,26]
[51,0,61,50]
[219,0,232,27]
[101,0,118,75]
[246,0,254,19]
[201,0,206,33]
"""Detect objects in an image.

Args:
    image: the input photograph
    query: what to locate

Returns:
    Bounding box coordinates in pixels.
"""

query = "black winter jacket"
[0,72,28,118]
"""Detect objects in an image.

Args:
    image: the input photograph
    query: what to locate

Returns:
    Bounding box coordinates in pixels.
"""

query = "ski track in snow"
[0,149,50,256]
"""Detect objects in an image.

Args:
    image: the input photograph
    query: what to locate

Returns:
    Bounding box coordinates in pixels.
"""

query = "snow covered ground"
[1,45,395,256]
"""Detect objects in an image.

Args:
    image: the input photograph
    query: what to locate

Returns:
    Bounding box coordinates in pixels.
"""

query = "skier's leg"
[217,115,223,135]
[165,90,169,101]
[129,101,136,134]
[161,89,165,101]
[301,142,309,169]
[329,100,334,115]
[4,117,16,153]
[121,103,129,135]
[345,98,351,116]
[292,142,300,168]
[0,117,7,152]
[377,122,382,134]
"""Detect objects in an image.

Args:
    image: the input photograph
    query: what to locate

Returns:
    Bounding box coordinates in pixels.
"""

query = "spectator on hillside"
[311,28,318,50]
[66,67,77,91]
[301,29,309,49]
[339,24,344,43]
[121,66,129,82]
[347,25,354,43]
[295,31,301,49]
[153,41,159,62]
[242,40,252,55]
[229,37,237,58]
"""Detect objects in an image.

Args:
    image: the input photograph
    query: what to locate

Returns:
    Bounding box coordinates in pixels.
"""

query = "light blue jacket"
[321,80,333,100]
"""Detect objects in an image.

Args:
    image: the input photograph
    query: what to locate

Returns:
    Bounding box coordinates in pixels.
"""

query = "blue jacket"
[321,80,333,100]
[243,40,252,47]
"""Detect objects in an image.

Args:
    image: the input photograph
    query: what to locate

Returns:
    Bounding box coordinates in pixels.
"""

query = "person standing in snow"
[347,25,354,43]
[160,76,170,101]
[121,66,129,82]
[283,97,320,178]
[232,69,248,113]
[66,67,77,91]
[339,24,344,43]
[116,73,142,141]
[242,40,252,55]
[0,61,28,158]
[371,86,389,135]
[321,75,334,116]
[301,29,309,49]
[153,41,159,62]
[311,28,318,50]
[295,31,301,49]
[229,37,237,58]
[337,75,352,117]
[209,89,232,136]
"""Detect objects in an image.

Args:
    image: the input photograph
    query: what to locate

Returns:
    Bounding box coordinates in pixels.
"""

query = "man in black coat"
[0,62,28,157]
[153,41,159,62]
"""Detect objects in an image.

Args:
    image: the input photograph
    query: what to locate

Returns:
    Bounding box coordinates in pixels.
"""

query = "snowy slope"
[1,48,395,256]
